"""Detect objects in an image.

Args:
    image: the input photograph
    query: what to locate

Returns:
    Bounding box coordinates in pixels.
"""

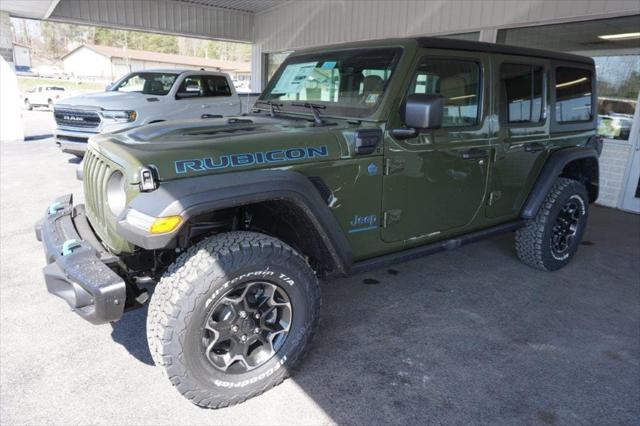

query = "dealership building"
[1,0,639,212]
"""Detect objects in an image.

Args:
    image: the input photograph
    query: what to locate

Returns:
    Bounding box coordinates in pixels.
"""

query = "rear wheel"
[47,99,54,110]
[24,99,32,110]
[147,231,320,408]
[516,178,589,271]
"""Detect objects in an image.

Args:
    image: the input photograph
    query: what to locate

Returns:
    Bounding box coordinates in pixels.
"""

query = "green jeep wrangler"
[36,37,601,408]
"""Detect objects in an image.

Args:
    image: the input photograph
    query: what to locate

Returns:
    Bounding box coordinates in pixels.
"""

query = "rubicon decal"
[175,146,329,174]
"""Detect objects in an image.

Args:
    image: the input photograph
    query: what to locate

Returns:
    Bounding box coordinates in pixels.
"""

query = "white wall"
[63,47,112,79]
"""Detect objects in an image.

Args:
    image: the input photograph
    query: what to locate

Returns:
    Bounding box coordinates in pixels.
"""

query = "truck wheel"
[147,231,320,408]
[24,99,32,111]
[47,99,54,110]
[516,178,589,271]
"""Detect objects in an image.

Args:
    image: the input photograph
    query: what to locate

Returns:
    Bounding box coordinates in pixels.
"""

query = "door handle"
[524,142,546,153]
[460,148,488,160]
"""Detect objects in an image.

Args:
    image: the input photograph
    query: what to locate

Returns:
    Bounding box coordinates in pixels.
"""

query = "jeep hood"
[89,115,368,182]
[56,91,161,110]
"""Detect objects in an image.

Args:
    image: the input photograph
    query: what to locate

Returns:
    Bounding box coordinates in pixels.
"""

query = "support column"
[0,10,24,142]
[250,43,263,93]
[0,11,13,67]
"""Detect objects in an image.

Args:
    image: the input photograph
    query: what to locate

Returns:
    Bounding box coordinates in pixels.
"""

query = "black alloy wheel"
[203,281,292,374]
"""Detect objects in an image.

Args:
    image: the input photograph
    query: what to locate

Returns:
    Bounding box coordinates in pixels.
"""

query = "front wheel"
[516,177,589,271]
[147,231,320,408]
[24,99,32,110]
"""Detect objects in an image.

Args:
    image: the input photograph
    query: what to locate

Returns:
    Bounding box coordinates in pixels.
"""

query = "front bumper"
[55,129,96,156]
[35,194,126,324]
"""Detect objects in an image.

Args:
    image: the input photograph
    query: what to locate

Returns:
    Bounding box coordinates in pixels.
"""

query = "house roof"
[62,44,250,73]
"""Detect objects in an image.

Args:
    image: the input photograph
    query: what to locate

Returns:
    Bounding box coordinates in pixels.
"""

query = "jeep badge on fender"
[35,37,599,408]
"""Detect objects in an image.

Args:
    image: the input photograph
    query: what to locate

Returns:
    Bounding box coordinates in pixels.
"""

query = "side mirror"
[404,94,443,129]
[105,82,113,91]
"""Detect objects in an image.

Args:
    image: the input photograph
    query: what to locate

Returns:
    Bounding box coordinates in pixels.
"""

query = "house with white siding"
[61,44,250,86]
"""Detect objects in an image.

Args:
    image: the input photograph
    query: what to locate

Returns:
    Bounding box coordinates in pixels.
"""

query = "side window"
[408,58,480,127]
[555,67,593,122]
[500,63,544,123]
[203,76,232,97]
[178,76,204,97]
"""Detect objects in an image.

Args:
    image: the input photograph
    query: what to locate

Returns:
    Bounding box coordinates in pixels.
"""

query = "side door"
[173,75,240,119]
[381,51,491,243]
[202,75,241,115]
[486,55,550,219]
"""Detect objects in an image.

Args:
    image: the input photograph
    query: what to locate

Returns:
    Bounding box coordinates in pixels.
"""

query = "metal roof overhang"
[1,0,288,43]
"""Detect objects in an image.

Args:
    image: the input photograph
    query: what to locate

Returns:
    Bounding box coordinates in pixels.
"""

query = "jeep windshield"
[260,48,402,118]
[110,72,179,96]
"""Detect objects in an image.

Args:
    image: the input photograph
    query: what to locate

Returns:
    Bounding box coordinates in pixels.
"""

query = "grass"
[18,76,106,93]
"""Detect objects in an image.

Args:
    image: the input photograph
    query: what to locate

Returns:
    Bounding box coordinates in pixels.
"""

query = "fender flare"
[117,170,353,274]
[521,146,599,219]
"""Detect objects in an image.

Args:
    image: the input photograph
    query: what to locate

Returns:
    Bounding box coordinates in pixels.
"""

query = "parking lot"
[1,124,639,424]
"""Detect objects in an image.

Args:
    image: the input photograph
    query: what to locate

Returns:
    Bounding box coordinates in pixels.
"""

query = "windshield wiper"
[291,102,326,126]
[254,100,283,117]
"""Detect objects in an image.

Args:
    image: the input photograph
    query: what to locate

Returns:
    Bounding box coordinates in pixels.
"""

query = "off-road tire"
[147,231,320,408]
[516,177,589,271]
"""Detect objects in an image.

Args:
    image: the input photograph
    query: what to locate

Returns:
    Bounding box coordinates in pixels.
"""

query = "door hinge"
[384,158,405,176]
[488,191,502,206]
[383,209,402,228]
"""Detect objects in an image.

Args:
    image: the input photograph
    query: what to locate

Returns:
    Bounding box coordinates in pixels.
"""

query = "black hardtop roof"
[293,37,594,66]
[416,36,594,65]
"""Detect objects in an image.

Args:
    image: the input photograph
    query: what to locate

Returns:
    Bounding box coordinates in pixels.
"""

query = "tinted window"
[555,67,593,122]
[204,76,232,97]
[178,75,232,98]
[408,58,480,127]
[501,63,544,123]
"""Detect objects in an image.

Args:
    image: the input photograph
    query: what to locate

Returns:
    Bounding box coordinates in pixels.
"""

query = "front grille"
[54,107,101,129]
[83,148,112,229]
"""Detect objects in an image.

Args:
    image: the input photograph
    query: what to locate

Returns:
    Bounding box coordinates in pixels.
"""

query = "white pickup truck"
[53,69,242,156]
[23,85,69,110]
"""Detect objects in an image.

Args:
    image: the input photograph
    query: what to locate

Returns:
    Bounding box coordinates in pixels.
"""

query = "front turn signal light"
[149,216,182,234]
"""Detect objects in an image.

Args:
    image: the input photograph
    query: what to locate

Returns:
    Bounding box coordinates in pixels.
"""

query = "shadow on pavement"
[24,134,54,141]
[109,208,639,423]
[110,285,156,366]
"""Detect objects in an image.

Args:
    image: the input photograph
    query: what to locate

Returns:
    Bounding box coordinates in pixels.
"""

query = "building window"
[408,58,480,127]
[595,55,639,141]
[500,63,544,123]
[555,67,592,123]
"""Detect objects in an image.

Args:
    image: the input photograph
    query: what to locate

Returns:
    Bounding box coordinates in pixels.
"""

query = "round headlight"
[106,171,127,216]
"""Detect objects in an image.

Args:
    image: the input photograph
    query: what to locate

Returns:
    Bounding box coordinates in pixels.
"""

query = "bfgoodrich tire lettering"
[516,177,589,271]
[146,231,320,408]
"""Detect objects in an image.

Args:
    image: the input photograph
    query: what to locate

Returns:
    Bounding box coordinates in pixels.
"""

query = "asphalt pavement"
[1,124,638,425]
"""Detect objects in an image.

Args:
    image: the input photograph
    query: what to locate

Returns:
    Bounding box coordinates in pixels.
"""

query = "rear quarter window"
[555,67,593,123]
